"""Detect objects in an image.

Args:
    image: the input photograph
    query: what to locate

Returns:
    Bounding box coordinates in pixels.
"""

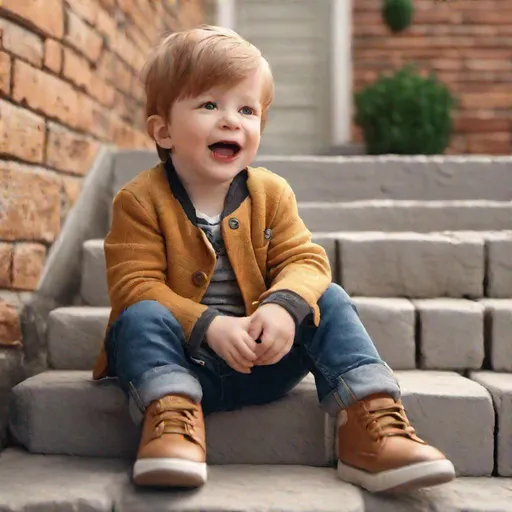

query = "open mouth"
[208,141,242,159]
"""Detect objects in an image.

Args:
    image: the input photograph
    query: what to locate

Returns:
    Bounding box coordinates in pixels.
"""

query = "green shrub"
[354,65,456,155]
[382,0,414,33]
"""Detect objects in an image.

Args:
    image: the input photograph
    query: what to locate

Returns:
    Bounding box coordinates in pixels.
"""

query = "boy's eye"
[202,101,217,110]
[240,106,254,115]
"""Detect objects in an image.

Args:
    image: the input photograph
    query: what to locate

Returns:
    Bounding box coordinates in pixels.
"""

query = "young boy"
[92,25,456,493]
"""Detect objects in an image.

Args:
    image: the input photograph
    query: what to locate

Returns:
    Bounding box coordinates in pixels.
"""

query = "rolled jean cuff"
[320,362,401,416]
[127,364,203,424]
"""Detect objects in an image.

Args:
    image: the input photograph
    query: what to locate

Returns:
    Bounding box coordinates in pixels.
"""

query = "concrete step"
[8,371,334,466]
[8,370,495,476]
[0,349,23,450]
[105,198,512,234]
[47,300,416,372]
[48,298,512,373]
[298,200,512,232]
[81,231,512,306]
[471,372,512,477]
[1,450,512,512]
[110,150,512,202]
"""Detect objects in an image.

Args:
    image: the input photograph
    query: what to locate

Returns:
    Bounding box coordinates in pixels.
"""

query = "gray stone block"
[117,465,364,512]
[0,349,23,451]
[254,156,512,202]
[311,233,338,281]
[0,449,365,512]
[9,371,331,466]
[299,200,512,233]
[396,371,494,476]
[112,149,159,195]
[352,298,415,369]
[0,448,126,512]
[338,232,485,299]
[480,299,512,372]
[363,476,512,512]
[486,232,512,298]
[81,239,109,307]
[113,154,512,203]
[414,299,485,370]
[47,307,109,370]
[471,372,512,477]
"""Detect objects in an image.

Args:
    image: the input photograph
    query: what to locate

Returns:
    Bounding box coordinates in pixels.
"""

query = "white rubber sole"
[337,459,456,493]
[133,458,207,488]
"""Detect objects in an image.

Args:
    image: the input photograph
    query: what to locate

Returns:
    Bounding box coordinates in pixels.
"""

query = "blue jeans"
[105,283,400,423]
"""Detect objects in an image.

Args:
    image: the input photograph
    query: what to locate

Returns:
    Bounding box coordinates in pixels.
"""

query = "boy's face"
[157,70,264,186]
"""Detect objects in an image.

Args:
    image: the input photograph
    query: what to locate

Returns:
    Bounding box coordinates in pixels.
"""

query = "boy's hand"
[248,304,296,366]
[205,316,258,374]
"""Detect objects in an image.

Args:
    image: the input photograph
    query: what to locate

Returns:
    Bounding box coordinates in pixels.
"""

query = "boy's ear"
[147,115,173,149]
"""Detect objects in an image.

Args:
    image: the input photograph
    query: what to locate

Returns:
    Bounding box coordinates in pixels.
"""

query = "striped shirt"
[196,211,245,317]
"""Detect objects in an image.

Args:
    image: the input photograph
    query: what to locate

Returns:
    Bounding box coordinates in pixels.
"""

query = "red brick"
[111,32,145,71]
[65,11,103,63]
[13,60,78,128]
[459,92,512,110]
[96,9,117,43]
[62,47,91,90]
[65,0,98,25]
[0,18,43,67]
[44,39,62,74]
[76,94,109,139]
[455,116,511,134]
[46,122,99,175]
[0,0,64,38]
[466,133,511,155]
[88,78,116,108]
[465,60,512,72]
[112,57,134,96]
[96,50,115,83]
[0,162,61,243]
[97,0,117,12]
[0,52,11,95]
[127,24,151,54]
[0,99,45,163]
[0,243,12,287]
[446,134,469,155]
[462,11,512,25]
[61,175,83,218]
[0,299,22,347]
[12,243,46,290]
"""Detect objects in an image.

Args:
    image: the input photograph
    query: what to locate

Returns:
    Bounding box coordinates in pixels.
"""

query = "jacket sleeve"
[257,182,332,325]
[104,189,219,355]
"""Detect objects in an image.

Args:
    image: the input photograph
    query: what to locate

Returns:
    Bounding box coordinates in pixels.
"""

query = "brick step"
[81,231,512,306]
[8,370,500,476]
[298,200,512,232]
[47,298,512,372]
[1,450,512,512]
[110,151,512,202]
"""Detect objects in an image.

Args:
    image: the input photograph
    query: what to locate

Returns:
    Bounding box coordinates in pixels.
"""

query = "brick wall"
[353,0,512,154]
[0,0,203,348]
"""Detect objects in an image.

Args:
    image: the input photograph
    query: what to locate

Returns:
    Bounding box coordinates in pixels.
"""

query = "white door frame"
[216,0,352,147]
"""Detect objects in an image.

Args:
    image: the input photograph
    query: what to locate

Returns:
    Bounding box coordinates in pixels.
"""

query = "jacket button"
[228,218,239,230]
[192,271,207,287]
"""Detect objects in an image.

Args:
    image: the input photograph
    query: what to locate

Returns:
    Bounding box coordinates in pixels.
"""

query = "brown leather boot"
[132,395,207,487]
[337,394,455,493]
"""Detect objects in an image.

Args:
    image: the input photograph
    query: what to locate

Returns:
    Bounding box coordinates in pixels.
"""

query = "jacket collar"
[163,157,250,226]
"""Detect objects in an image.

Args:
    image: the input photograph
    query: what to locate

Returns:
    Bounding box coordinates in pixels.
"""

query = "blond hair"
[141,25,274,159]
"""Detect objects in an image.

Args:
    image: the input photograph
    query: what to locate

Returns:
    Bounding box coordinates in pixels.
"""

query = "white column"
[217,0,236,29]
[332,0,353,145]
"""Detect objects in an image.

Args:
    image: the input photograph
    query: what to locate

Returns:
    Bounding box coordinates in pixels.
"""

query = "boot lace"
[151,400,200,444]
[364,401,417,441]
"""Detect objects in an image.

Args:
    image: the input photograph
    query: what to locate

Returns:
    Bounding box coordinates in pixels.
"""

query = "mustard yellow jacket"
[92,160,331,379]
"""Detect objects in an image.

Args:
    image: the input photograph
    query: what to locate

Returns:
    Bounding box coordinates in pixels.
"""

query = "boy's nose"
[221,113,240,129]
